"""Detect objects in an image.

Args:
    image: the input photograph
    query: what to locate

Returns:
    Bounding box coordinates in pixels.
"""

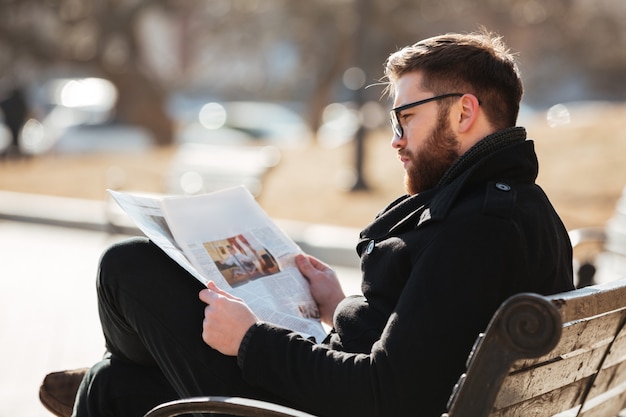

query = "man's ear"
[457,94,481,133]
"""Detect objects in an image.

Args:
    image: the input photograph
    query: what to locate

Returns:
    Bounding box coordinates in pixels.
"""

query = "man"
[0,86,28,158]
[40,28,574,417]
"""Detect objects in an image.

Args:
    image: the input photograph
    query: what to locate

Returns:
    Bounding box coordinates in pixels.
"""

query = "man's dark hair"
[384,28,523,129]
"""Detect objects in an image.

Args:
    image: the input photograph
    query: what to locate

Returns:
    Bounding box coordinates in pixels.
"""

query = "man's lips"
[398,152,410,167]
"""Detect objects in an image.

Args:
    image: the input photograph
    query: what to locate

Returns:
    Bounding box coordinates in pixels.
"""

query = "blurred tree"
[0,0,193,145]
[1,0,624,148]
[174,0,357,132]
[351,0,373,191]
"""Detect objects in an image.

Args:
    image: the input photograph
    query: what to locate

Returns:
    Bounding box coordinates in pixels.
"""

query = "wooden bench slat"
[496,342,626,416]
[512,310,625,371]
[592,361,626,399]
[549,279,626,324]
[494,349,605,409]
[598,326,626,369]
[578,380,626,417]
[493,377,590,417]
[491,309,626,409]
[585,330,626,404]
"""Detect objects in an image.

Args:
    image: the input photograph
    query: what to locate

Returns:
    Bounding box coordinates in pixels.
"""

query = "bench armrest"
[143,396,317,417]
[444,293,562,417]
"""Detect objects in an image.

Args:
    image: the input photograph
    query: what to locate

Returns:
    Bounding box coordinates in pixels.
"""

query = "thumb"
[206,281,241,301]
[295,254,314,274]
[297,254,331,273]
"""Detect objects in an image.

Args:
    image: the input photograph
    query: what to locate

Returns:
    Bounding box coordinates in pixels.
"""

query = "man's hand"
[199,281,259,356]
[296,254,346,326]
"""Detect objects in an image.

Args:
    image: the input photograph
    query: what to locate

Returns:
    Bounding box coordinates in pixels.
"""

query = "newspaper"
[108,186,326,342]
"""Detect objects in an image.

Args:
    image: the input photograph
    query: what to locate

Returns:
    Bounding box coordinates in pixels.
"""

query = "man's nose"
[391,133,405,149]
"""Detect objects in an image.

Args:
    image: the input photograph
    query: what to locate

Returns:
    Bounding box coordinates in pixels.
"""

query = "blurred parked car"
[173,100,313,148]
[166,143,281,196]
[166,100,310,196]
[49,122,153,154]
[13,76,154,155]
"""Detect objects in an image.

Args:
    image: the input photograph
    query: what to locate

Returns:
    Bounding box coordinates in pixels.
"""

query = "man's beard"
[402,109,460,195]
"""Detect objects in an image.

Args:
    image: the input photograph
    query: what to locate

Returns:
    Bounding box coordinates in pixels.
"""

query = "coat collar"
[429,127,531,221]
[357,127,532,254]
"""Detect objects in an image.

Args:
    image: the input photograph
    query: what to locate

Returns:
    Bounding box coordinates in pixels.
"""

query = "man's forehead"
[394,72,429,102]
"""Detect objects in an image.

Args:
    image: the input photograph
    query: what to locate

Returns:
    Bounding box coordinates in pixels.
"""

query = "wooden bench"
[444,277,626,417]
[144,276,626,417]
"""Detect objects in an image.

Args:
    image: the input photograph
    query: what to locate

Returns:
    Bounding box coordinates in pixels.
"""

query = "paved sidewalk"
[0,221,118,417]
[0,192,362,417]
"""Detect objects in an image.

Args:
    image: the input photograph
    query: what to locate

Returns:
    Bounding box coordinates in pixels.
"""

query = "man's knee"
[97,237,158,291]
[96,236,198,309]
[99,237,153,274]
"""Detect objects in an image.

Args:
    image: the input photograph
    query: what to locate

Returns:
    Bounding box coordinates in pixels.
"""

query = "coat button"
[495,182,511,191]
[365,240,375,254]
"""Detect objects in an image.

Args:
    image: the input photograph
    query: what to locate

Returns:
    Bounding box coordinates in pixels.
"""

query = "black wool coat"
[239,127,575,417]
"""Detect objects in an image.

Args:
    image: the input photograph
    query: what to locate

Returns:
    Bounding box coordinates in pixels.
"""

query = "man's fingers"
[199,288,211,304]
[296,253,331,275]
[308,256,331,271]
[200,281,243,304]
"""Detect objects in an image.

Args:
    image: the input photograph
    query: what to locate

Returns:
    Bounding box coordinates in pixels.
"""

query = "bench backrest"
[444,277,626,417]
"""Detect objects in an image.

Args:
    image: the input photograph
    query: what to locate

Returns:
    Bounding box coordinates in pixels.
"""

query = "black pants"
[73,237,279,417]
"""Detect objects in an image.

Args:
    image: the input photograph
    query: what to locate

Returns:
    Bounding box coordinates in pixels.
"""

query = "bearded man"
[40,28,574,417]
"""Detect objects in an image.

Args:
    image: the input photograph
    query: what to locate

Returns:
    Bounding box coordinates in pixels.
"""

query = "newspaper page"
[108,187,326,342]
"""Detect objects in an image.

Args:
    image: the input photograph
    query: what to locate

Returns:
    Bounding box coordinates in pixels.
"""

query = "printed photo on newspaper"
[108,186,326,342]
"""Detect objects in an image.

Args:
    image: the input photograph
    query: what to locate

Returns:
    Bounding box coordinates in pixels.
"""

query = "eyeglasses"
[389,93,463,138]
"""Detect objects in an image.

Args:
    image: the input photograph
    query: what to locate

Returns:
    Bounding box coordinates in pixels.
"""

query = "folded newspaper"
[108,186,327,342]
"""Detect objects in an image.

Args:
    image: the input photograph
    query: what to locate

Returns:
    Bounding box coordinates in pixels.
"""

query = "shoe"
[39,368,89,417]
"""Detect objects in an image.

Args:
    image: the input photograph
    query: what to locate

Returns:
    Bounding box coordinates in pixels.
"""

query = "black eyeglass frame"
[389,93,464,138]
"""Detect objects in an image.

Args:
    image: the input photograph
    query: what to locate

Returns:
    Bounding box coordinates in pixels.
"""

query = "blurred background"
[1,1,626,416]
[0,0,625,228]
